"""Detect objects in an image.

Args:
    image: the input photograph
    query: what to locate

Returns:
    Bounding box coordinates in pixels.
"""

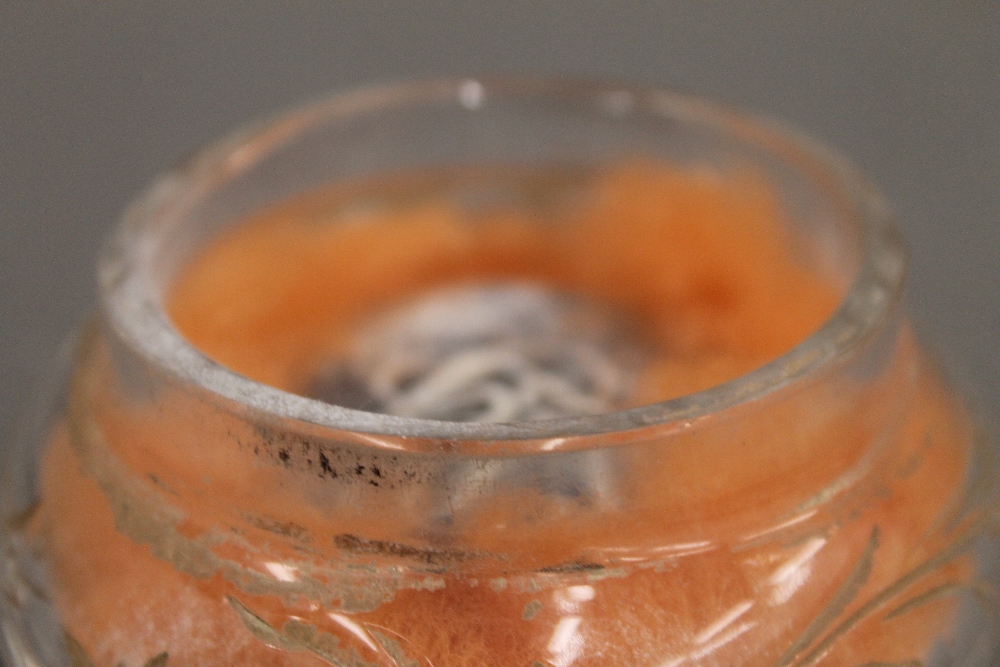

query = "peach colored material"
[31,161,979,666]
[168,160,839,404]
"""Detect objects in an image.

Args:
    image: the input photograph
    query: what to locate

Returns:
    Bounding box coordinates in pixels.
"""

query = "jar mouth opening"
[99,76,907,443]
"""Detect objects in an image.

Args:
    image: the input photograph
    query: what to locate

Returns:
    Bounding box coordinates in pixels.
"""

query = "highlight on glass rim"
[1,77,998,667]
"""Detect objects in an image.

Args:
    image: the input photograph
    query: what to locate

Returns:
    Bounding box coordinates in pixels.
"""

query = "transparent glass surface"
[2,78,998,667]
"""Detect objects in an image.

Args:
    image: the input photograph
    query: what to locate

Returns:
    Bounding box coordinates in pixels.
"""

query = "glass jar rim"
[99,76,907,442]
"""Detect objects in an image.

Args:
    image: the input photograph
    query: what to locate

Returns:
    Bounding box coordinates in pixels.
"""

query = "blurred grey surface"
[1,2,998,444]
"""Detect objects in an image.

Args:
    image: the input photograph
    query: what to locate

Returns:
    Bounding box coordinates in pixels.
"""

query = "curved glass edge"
[1,331,82,667]
[97,76,907,444]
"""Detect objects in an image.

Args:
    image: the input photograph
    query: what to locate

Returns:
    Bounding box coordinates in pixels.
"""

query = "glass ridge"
[99,76,907,444]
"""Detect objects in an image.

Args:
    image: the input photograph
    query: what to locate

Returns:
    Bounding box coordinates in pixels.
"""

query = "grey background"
[1,2,998,446]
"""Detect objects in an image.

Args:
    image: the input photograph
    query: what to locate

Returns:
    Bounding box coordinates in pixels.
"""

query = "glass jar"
[2,78,998,667]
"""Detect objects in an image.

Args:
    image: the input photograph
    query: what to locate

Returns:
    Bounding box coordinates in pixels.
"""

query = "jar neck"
[98,78,906,445]
[65,298,917,578]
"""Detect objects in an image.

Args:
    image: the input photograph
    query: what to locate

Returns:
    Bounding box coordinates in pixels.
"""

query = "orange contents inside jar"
[168,159,839,405]
[31,159,983,667]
